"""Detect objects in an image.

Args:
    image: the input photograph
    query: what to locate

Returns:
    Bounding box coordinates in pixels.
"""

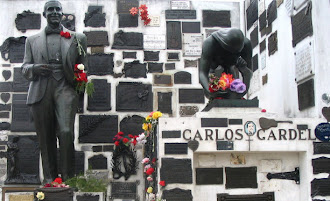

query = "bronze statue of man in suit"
[21,0,87,182]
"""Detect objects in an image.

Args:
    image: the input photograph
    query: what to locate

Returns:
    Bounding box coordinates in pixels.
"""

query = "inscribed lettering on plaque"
[183,34,203,56]
[295,42,314,83]
[144,35,166,50]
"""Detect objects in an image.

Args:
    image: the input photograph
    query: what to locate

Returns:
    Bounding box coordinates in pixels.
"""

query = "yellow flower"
[152,111,162,119]
[145,115,152,121]
[36,192,45,200]
[147,187,153,193]
[142,123,151,131]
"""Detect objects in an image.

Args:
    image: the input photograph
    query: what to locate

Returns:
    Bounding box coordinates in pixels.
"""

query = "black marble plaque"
[311,178,330,197]
[165,63,176,70]
[116,82,153,112]
[165,143,188,155]
[162,130,181,138]
[117,0,139,14]
[61,14,75,31]
[34,187,73,201]
[79,115,118,143]
[76,194,99,201]
[250,26,259,49]
[0,122,10,130]
[259,11,267,31]
[84,31,109,47]
[88,154,107,169]
[87,79,111,111]
[0,82,13,92]
[15,11,41,32]
[144,51,159,61]
[312,157,330,174]
[162,188,193,201]
[112,30,143,50]
[196,168,223,185]
[184,59,198,67]
[111,182,137,200]
[155,76,171,86]
[260,39,266,53]
[165,10,196,19]
[123,52,136,59]
[174,71,191,84]
[201,118,228,127]
[182,22,201,33]
[148,63,163,73]
[252,54,258,72]
[161,158,192,184]
[119,13,138,28]
[202,10,231,27]
[1,93,10,103]
[217,141,234,150]
[13,68,29,92]
[92,146,102,152]
[11,94,35,132]
[2,70,12,81]
[229,119,242,125]
[120,115,144,136]
[225,167,258,189]
[179,89,204,103]
[123,60,147,78]
[8,37,26,63]
[218,192,275,201]
[0,112,9,118]
[168,52,180,61]
[84,6,106,27]
[291,5,313,47]
[298,79,315,110]
[268,31,278,56]
[88,53,114,75]
[246,0,258,30]
[297,124,308,130]
[314,142,330,154]
[0,104,11,111]
[5,135,40,184]
[267,0,277,25]
[167,21,182,50]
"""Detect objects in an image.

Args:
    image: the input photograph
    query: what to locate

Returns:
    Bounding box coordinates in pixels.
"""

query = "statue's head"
[43,0,63,27]
[213,28,245,54]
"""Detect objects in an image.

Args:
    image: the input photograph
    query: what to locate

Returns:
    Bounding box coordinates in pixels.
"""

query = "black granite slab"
[166,21,182,50]
[182,22,201,33]
[312,157,330,174]
[217,141,234,150]
[87,79,111,111]
[268,31,278,56]
[148,63,163,73]
[162,130,181,139]
[88,53,114,75]
[34,188,73,201]
[165,10,196,19]
[168,52,180,61]
[196,168,223,185]
[252,54,258,72]
[162,188,193,201]
[144,51,159,61]
[174,71,191,84]
[119,13,138,27]
[11,94,35,132]
[267,0,277,25]
[203,10,231,27]
[76,194,99,201]
[165,143,188,155]
[298,79,315,110]
[8,37,26,63]
[84,31,109,47]
[123,60,147,78]
[165,63,176,70]
[117,0,139,14]
[259,11,267,31]
[88,154,107,169]
[0,104,11,111]
[154,75,172,85]
[225,167,258,189]
[84,6,106,27]
[179,89,204,103]
[61,14,75,31]
[201,118,228,127]
[110,181,137,200]
[229,119,242,125]
[160,158,192,184]
[2,70,11,81]
[0,82,13,92]
[314,142,330,154]
[112,30,143,50]
[79,115,118,143]
[15,11,41,32]
[116,82,153,112]
[218,192,275,201]
[0,112,9,118]
[246,0,258,30]
[123,52,137,59]
[311,178,330,197]
[291,5,313,47]
[250,26,259,49]
[119,115,144,136]
[0,122,10,130]
[260,39,266,53]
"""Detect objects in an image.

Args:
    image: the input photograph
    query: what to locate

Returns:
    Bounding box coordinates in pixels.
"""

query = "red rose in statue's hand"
[146,167,154,175]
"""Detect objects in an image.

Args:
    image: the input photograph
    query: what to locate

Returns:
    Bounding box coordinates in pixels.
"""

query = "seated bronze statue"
[199,28,253,99]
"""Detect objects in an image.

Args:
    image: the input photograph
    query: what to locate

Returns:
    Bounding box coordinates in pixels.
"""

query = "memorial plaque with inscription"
[167,21,182,50]
[311,178,330,197]
[252,54,258,72]
[162,188,193,201]
[171,0,191,9]
[123,60,147,78]
[268,31,278,56]
[267,0,277,25]
[182,22,201,33]
[87,79,111,111]
[88,154,107,170]
[218,192,275,201]
[196,168,223,185]
[161,158,192,184]
[154,75,172,85]
[144,51,159,61]
[110,182,137,200]
[117,0,139,14]
[295,42,314,82]
[88,54,114,75]
[165,63,176,70]
[165,143,188,155]
[168,52,180,61]
[148,63,163,73]
[34,188,73,201]
[148,15,160,27]
[5,135,40,184]
[312,157,330,174]
[2,70,11,81]
[162,130,181,138]
[144,35,166,50]
[116,82,153,112]
[201,118,228,127]
[123,52,137,59]
[13,68,29,92]
[179,89,204,103]
[246,0,258,30]
[183,34,203,56]
[250,27,258,49]
[0,82,13,92]
[259,11,267,31]
[291,5,313,47]
[84,6,106,27]
[120,115,144,136]
[119,14,138,28]
[15,11,41,32]
[165,10,196,19]
[84,31,109,47]
[7,37,26,63]
[298,79,314,110]
[260,39,266,53]
[314,142,330,154]
[202,10,231,27]
[225,167,258,189]
[61,14,75,31]
[79,115,118,143]
[217,141,234,150]
[76,194,99,201]
[112,31,143,50]
[11,94,35,132]
[174,71,191,84]
[184,59,198,67]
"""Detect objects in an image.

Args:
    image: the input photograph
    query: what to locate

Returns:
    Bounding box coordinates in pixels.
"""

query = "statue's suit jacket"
[21,27,87,105]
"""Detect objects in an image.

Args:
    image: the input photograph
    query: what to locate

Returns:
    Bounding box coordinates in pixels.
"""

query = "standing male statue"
[21,0,87,182]
[199,28,253,99]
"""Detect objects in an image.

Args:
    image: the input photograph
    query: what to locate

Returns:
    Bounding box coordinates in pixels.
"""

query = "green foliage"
[65,173,108,192]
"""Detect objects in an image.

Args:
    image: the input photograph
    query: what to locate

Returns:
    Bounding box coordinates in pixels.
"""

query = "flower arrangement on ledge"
[209,72,246,94]
[36,178,69,200]
[130,4,151,25]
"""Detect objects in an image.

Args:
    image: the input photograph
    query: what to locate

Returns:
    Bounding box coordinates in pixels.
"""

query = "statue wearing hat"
[199,28,253,99]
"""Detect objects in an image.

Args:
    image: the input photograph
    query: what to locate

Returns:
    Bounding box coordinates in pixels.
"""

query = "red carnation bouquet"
[43,177,69,188]
[113,131,138,147]
[74,64,94,96]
